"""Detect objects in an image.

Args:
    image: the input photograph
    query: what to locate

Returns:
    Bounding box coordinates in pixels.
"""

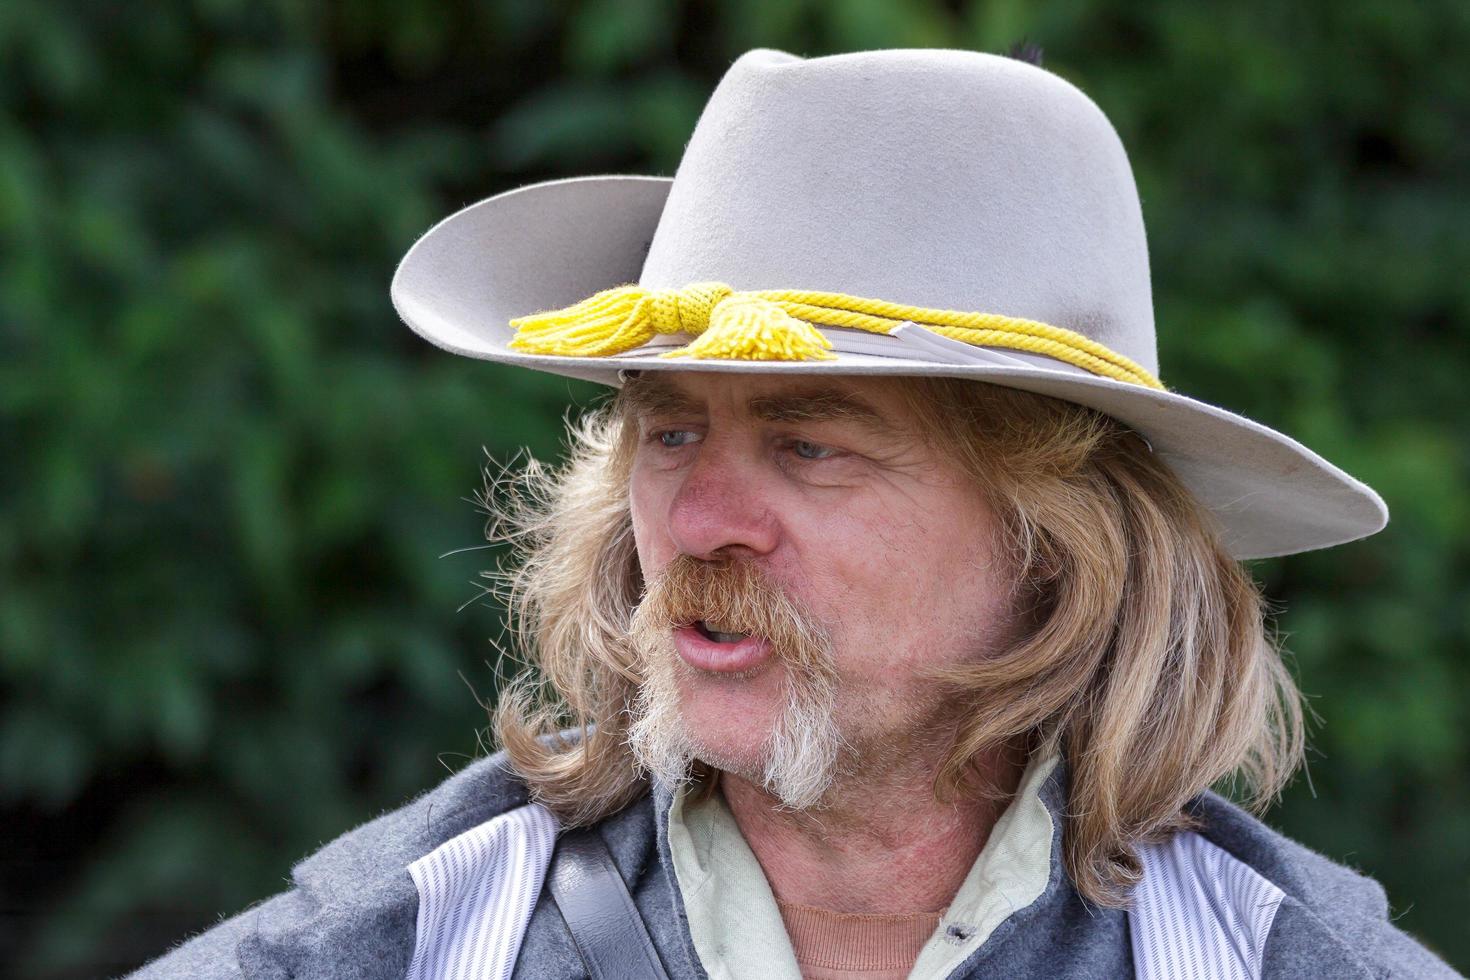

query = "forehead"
[618,371,918,431]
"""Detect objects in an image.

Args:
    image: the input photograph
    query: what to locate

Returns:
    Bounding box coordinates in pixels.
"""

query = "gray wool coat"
[126,750,1461,979]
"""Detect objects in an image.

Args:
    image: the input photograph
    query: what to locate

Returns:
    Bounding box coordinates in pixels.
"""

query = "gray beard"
[624,626,846,811]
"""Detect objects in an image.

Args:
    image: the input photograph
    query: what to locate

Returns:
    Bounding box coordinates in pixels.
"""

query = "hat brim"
[391,175,1387,561]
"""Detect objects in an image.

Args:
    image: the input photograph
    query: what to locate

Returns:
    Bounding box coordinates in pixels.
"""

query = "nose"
[665,434,780,561]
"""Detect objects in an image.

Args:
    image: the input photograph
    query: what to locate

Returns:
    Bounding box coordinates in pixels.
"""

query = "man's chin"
[657,698,781,778]
[682,736,774,783]
[682,706,845,810]
[627,650,844,809]
[628,702,818,800]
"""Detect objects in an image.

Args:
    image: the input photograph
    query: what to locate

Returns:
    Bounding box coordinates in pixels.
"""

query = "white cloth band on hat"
[611,320,1098,378]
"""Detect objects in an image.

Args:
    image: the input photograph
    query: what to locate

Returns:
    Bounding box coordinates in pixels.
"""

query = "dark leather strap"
[548,826,672,980]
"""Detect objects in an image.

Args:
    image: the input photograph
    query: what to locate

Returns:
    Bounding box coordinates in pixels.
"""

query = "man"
[132,47,1459,979]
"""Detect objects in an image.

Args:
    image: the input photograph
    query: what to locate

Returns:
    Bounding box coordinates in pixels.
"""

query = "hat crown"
[640,47,1158,376]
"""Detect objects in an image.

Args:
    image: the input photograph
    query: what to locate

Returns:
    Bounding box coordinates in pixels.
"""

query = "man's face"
[625,371,1019,804]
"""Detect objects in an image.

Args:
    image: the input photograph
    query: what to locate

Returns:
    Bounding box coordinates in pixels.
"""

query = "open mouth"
[674,620,772,674]
[694,620,751,644]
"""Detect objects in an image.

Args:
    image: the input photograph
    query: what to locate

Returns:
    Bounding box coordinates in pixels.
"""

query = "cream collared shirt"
[665,752,1060,980]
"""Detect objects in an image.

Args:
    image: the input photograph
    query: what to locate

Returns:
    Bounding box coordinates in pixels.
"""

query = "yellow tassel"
[660,295,835,361]
[507,283,743,357]
[507,285,656,357]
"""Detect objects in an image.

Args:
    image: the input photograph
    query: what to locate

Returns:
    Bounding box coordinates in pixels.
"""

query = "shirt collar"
[657,750,1063,980]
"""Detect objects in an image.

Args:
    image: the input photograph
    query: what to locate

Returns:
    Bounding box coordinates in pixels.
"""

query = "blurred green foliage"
[0,1,1465,976]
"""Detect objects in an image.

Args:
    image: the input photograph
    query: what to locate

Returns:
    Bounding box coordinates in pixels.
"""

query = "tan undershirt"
[775,900,945,980]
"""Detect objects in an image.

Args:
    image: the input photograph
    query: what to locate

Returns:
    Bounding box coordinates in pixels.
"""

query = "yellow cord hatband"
[507,281,1164,390]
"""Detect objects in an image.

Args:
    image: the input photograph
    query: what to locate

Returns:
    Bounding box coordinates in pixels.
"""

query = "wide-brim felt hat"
[390,47,1386,560]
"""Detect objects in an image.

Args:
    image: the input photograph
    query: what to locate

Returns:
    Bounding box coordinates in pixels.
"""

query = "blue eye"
[658,430,699,448]
[792,440,834,460]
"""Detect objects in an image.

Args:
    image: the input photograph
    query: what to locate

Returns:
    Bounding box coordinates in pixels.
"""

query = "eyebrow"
[618,376,704,420]
[620,376,897,436]
[746,388,893,433]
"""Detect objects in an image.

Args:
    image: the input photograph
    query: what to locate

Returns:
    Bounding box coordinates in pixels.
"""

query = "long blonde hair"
[485,376,1304,907]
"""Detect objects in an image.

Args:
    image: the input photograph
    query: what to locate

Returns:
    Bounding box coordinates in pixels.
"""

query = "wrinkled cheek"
[628,475,672,574]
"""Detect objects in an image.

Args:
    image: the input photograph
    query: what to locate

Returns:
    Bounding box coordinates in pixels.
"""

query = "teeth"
[700,621,749,643]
